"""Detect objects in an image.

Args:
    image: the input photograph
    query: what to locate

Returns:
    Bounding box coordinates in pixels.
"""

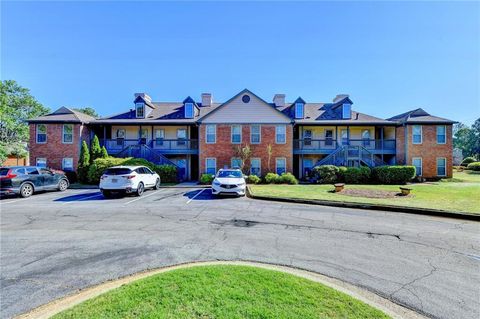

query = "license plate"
[112,178,118,183]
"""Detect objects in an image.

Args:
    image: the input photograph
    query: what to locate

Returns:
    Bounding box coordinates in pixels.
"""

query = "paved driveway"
[1,187,479,319]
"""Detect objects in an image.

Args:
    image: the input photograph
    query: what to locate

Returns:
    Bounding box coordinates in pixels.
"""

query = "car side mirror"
[211,175,215,179]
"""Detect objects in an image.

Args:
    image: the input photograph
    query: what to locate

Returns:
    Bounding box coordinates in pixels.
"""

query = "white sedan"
[211,169,246,196]
[99,165,160,198]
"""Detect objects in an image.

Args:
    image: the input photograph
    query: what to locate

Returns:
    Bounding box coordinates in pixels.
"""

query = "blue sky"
[2,1,479,124]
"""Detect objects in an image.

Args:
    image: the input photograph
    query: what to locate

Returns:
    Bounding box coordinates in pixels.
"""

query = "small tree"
[100,146,108,158]
[232,144,253,174]
[90,135,102,164]
[78,141,90,183]
[266,144,273,172]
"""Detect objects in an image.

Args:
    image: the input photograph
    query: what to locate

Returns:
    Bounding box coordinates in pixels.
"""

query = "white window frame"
[231,125,242,144]
[275,125,286,144]
[295,103,304,119]
[231,157,242,169]
[250,158,261,176]
[206,124,216,144]
[437,157,447,177]
[206,158,217,175]
[412,157,422,176]
[412,125,422,144]
[62,124,73,144]
[342,103,351,119]
[62,157,74,171]
[36,158,47,168]
[436,125,446,144]
[250,125,261,144]
[184,102,194,118]
[155,129,165,146]
[275,157,287,175]
[135,103,145,118]
[36,124,47,144]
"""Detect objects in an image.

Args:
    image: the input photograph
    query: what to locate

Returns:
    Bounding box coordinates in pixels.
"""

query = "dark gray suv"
[0,166,69,198]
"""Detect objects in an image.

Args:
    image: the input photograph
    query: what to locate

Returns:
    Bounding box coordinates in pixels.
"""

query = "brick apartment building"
[27,89,456,179]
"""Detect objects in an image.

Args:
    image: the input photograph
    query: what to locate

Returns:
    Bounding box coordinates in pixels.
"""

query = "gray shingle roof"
[388,108,456,124]
[28,107,96,123]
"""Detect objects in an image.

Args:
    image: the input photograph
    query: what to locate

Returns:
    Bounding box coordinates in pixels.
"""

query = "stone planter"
[399,187,412,196]
[334,183,345,192]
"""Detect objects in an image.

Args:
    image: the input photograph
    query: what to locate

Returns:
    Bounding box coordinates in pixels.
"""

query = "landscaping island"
[52,265,389,319]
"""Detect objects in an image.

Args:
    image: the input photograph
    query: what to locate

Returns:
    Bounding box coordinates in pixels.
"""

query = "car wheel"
[136,182,144,196]
[19,183,34,198]
[102,190,112,198]
[58,179,69,191]
[154,178,161,190]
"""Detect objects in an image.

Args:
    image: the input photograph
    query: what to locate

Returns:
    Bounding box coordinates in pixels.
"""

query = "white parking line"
[123,190,163,206]
[1,198,30,205]
[186,188,207,204]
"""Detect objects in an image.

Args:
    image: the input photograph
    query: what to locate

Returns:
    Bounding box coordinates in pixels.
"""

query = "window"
[39,168,52,175]
[295,103,304,119]
[155,129,164,146]
[36,124,47,143]
[275,125,286,144]
[250,158,261,176]
[177,129,187,146]
[62,158,73,171]
[139,128,148,144]
[342,103,351,119]
[412,125,422,144]
[303,159,313,177]
[62,124,73,144]
[231,158,242,169]
[303,129,312,146]
[437,158,446,176]
[412,157,422,176]
[184,102,194,118]
[250,125,261,144]
[437,125,446,144]
[206,125,216,144]
[231,125,242,144]
[135,103,145,118]
[362,129,371,147]
[325,130,333,146]
[276,158,286,175]
[116,129,126,138]
[26,167,39,175]
[36,158,47,168]
[206,158,216,175]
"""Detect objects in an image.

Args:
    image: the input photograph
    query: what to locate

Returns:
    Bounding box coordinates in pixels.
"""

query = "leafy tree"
[90,135,102,164]
[232,144,252,174]
[471,118,480,159]
[0,80,49,148]
[74,107,98,118]
[101,146,109,158]
[77,141,90,183]
[453,119,480,159]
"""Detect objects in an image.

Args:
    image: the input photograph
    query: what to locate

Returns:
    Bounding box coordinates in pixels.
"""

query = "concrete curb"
[246,186,480,221]
[14,260,426,319]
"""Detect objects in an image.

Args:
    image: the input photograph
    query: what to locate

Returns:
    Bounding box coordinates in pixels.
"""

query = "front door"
[303,159,313,178]
[176,159,187,180]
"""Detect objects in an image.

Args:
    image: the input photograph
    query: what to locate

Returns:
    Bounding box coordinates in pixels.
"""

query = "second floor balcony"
[293,138,396,154]
[103,138,199,155]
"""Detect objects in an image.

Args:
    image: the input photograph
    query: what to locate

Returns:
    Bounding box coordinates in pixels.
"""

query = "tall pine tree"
[101,146,109,158]
[90,135,102,164]
[78,141,90,183]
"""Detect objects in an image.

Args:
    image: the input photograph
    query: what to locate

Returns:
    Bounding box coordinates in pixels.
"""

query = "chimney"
[134,93,152,104]
[333,94,349,103]
[273,94,285,107]
[201,93,212,107]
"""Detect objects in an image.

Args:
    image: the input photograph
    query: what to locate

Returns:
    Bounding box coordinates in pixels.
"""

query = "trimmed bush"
[372,166,416,185]
[87,157,126,184]
[461,157,476,167]
[344,166,371,184]
[200,173,214,184]
[466,162,480,171]
[336,166,347,182]
[312,165,338,184]
[77,141,90,183]
[264,172,280,184]
[156,164,178,183]
[279,172,299,185]
[246,175,261,184]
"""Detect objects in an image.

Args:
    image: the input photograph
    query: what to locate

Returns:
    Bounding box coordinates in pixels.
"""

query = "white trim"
[436,157,447,177]
[36,124,47,144]
[135,103,145,118]
[412,125,422,145]
[205,157,216,175]
[231,124,242,144]
[412,157,422,176]
[205,124,216,144]
[62,124,73,144]
[436,125,447,144]
[275,125,286,144]
[275,157,287,175]
[250,124,261,144]
[36,157,47,168]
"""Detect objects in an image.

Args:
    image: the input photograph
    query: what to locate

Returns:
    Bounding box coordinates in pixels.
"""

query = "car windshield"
[0,168,10,176]
[104,168,132,175]
[217,170,242,178]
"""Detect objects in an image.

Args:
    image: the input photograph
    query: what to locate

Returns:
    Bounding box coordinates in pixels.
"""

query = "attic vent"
[242,95,250,103]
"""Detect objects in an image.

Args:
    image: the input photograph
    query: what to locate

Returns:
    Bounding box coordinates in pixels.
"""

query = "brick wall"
[29,123,90,171]
[199,124,293,177]
[396,124,453,178]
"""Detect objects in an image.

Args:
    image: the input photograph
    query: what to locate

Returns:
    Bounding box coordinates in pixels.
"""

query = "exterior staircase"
[315,145,387,168]
[113,144,179,167]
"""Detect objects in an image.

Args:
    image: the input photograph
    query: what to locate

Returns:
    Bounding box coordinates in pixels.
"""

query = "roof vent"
[333,94,349,103]
[273,94,285,107]
[201,93,212,107]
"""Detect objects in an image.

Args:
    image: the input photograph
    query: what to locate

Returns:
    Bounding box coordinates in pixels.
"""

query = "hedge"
[343,167,371,184]
[312,165,338,184]
[372,166,416,185]
[264,172,298,184]
[200,173,214,184]
[461,157,477,167]
[264,172,280,184]
[466,162,480,171]
[246,175,261,184]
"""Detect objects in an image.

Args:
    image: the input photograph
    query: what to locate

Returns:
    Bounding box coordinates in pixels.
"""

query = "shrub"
[246,175,261,184]
[343,166,371,184]
[90,135,102,164]
[122,158,158,172]
[264,172,280,184]
[372,166,416,185]
[200,173,214,184]
[77,141,90,183]
[466,162,480,171]
[87,157,126,184]
[461,157,476,167]
[279,172,298,185]
[336,166,347,182]
[100,146,109,158]
[156,164,178,183]
[312,165,338,184]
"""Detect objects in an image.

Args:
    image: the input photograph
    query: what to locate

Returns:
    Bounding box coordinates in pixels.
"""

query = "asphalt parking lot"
[1,187,479,319]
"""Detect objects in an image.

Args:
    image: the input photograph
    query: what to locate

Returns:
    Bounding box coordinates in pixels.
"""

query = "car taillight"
[123,175,135,179]
[0,169,17,179]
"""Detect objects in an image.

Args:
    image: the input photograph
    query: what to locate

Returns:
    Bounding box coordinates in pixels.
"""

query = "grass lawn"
[249,171,480,214]
[53,265,389,319]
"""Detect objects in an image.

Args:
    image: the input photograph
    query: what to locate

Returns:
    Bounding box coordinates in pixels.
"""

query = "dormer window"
[295,102,304,119]
[135,103,145,118]
[185,102,194,118]
[342,103,351,119]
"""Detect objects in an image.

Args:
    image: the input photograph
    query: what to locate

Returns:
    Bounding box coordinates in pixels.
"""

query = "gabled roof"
[28,107,96,123]
[388,108,456,124]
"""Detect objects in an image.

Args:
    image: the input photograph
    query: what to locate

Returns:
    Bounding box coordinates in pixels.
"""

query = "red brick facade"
[29,123,90,171]
[396,124,453,178]
[199,124,293,177]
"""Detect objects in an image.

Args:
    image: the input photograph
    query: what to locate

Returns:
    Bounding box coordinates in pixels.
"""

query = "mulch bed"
[337,188,412,199]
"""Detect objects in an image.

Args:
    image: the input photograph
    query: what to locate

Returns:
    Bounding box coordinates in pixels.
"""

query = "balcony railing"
[294,139,396,152]
[103,138,198,153]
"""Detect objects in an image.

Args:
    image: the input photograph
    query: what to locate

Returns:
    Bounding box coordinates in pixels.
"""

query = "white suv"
[99,166,160,198]
[211,169,246,196]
